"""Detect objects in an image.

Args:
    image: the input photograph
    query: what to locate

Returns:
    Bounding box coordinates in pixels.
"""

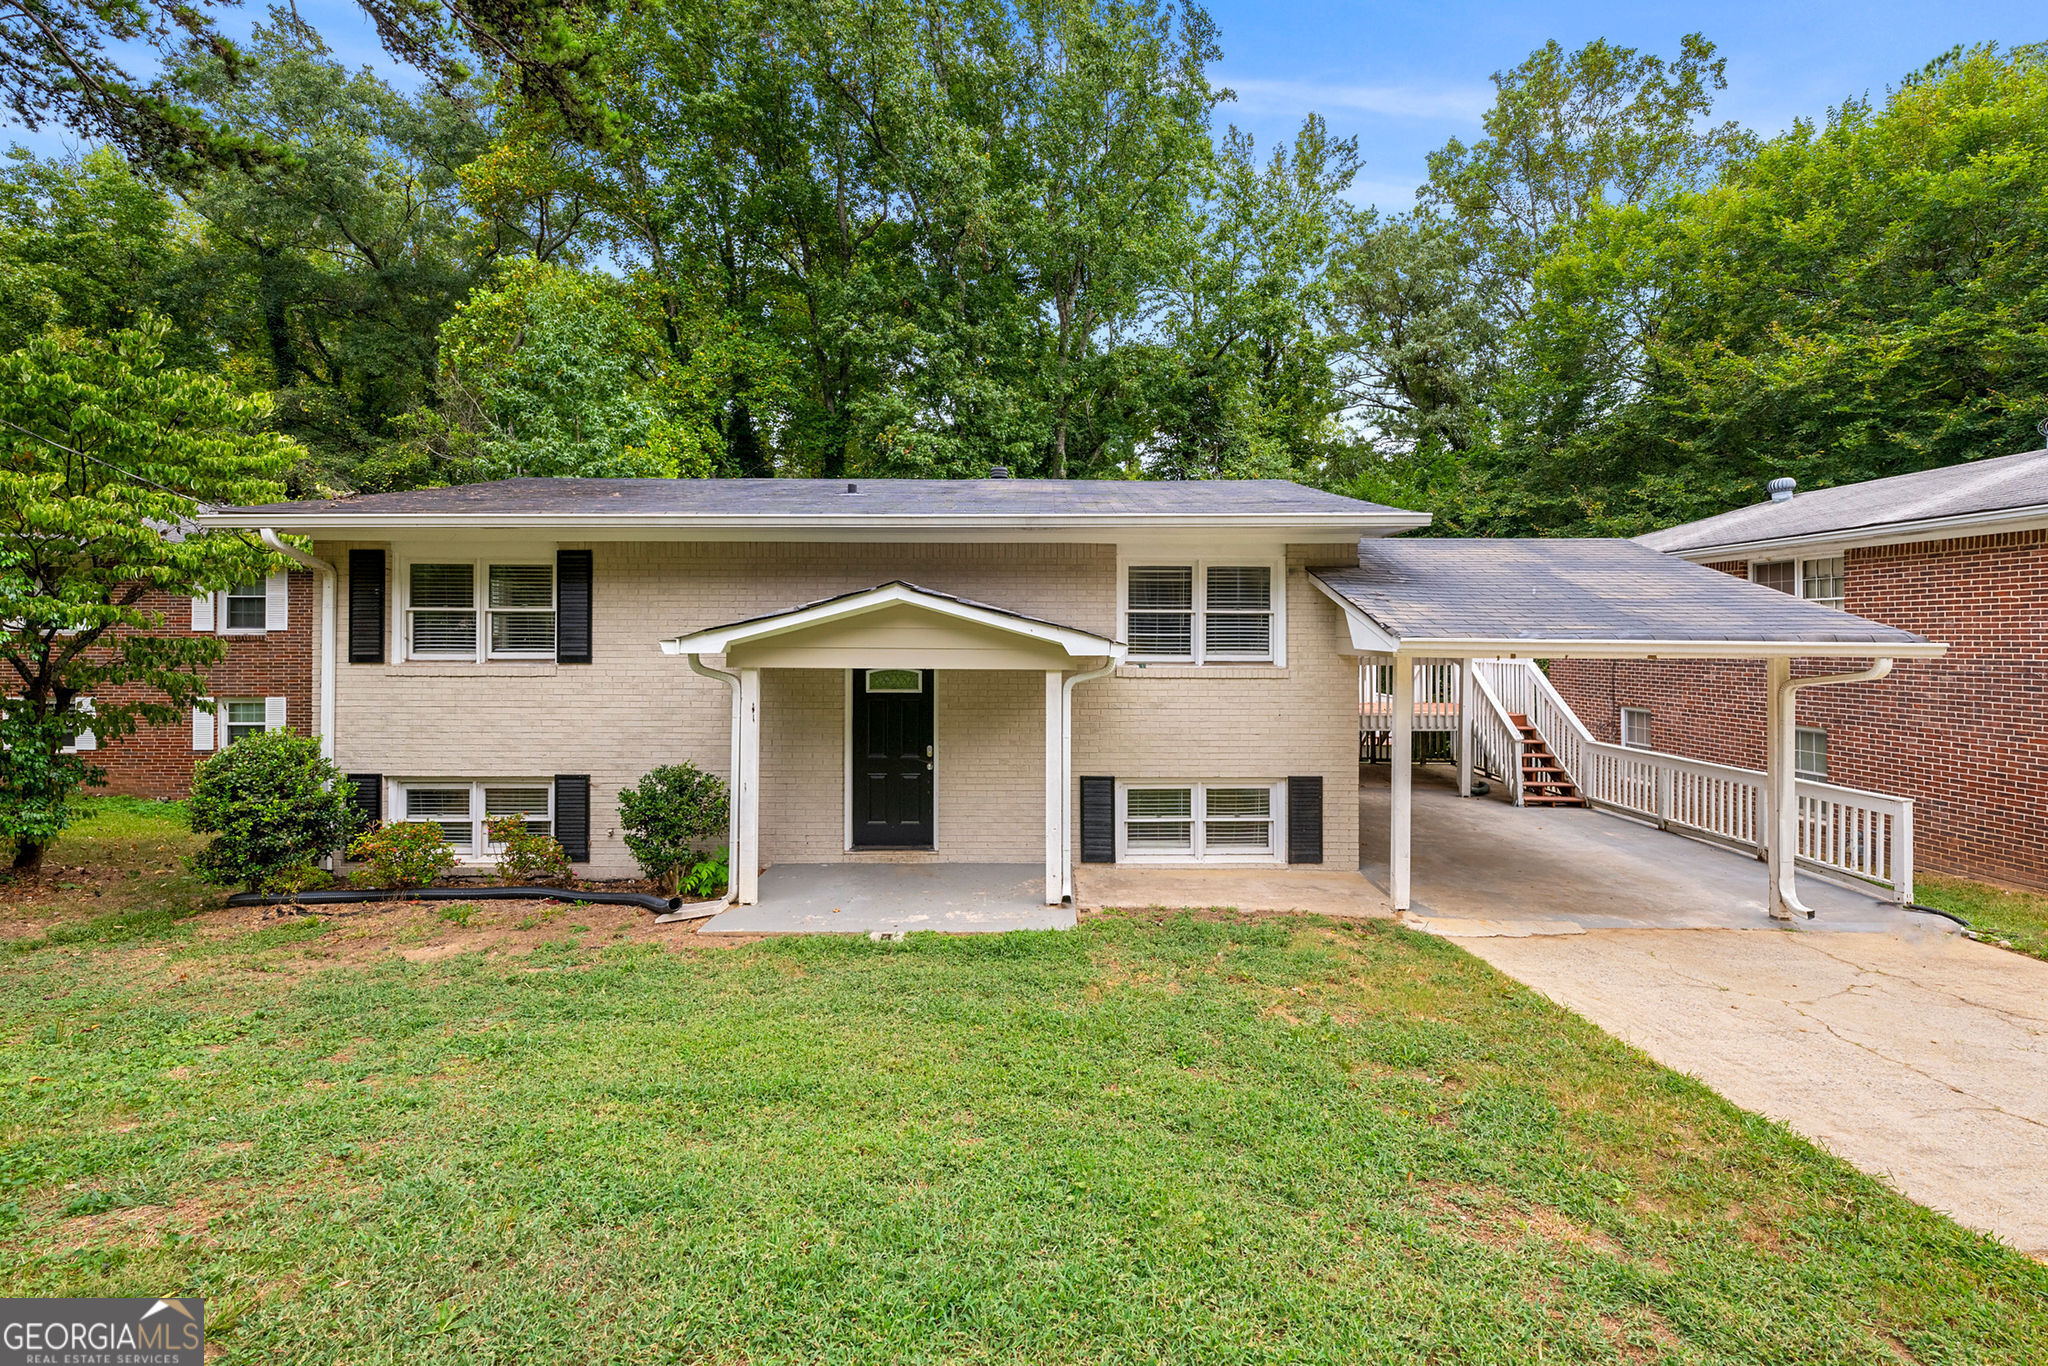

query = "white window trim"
[1751,556,1846,611]
[1619,707,1653,751]
[58,697,95,753]
[214,695,287,749]
[1795,726,1829,782]
[1113,779,1286,866]
[394,557,558,663]
[1117,555,1287,666]
[392,778,555,864]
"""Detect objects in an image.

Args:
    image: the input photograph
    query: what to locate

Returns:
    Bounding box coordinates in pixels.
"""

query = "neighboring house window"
[1800,556,1845,610]
[222,699,270,745]
[406,561,555,661]
[1751,561,1795,594]
[224,581,268,631]
[1118,782,1281,862]
[398,781,553,857]
[1795,727,1829,781]
[1125,562,1277,663]
[1620,708,1653,750]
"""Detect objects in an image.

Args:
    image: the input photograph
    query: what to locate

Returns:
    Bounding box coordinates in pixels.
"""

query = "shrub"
[487,814,570,885]
[618,763,727,894]
[348,821,457,890]
[188,730,361,892]
[679,848,729,901]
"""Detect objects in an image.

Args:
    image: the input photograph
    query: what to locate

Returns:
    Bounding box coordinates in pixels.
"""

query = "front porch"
[699,863,1071,935]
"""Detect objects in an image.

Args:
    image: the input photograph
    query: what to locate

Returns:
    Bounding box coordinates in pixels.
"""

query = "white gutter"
[1059,652,1124,903]
[1766,658,1895,920]
[687,654,743,907]
[259,530,337,762]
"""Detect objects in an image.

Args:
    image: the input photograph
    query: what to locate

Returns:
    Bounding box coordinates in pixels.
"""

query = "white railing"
[1464,662,1525,805]
[1360,660,1461,732]
[1470,659,1915,903]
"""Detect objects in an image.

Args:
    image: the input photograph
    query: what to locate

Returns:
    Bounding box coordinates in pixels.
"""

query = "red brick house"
[1549,448,2048,890]
[82,572,315,799]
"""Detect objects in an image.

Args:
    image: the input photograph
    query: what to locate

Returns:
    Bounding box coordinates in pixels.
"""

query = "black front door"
[850,669,935,848]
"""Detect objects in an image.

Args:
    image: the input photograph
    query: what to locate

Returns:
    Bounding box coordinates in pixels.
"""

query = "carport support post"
[1043,671,1063,906]
[737,667,762,906]
[1390,655,1414,911]
[1455,658,1474,798]
[1764,656,1795,920]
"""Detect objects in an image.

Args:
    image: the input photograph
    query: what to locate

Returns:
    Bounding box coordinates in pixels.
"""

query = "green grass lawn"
[1917,874,2048,963]
[1,805,2043,1363]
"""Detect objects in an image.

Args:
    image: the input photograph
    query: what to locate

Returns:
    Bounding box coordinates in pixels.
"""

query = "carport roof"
[1310,538,1943,658]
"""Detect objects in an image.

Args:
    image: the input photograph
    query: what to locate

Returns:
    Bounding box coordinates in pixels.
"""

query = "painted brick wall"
[1549,533,2048,889]
[316,538,1361,879]
[86,573,316,799]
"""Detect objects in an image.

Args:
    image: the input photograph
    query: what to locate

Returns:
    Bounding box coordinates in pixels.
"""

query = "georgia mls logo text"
[1,1297,203,1366]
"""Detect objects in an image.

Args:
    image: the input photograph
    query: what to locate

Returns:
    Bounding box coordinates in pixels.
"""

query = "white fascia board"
[1389,636,1948,660]
[1308,574,1402,654]
[1658,504,2048,562]
[197,511,1432,539]
[661,582,1124,660]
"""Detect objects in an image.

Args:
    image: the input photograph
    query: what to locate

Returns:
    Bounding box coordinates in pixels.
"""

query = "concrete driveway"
[1364,766,2048,1257]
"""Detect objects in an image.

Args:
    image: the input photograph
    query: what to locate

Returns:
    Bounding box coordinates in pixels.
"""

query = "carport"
[1311,539,1945,919]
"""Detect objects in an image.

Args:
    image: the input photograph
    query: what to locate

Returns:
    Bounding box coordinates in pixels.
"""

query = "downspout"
[1767,657,1893,920]
[688,653,743,906]
[1059,651,1123,903]
[259,530,336,762]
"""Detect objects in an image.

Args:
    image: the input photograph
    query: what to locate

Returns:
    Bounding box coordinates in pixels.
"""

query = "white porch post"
[1455,658,1474,798]
[737,666,762,906]
[1390,654,1414,911]
[1764,655,1799,921]
[1043,670,1063,905]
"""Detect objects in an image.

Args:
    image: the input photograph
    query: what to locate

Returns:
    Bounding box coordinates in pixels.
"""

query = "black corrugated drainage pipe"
[227,887,685,914]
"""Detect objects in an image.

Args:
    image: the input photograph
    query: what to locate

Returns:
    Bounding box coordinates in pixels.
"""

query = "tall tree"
[0,320,292,872]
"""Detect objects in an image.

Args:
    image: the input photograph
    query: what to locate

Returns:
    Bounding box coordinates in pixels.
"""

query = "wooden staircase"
[1509,713,1588,807]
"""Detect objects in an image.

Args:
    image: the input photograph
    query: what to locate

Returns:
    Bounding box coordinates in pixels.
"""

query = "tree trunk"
[12,838,46,877]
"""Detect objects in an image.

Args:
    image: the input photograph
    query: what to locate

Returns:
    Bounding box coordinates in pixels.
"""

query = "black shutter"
[347,549,386,664]
[556,549,592,664]
[1288,775,1324,864]
[554,775,591,862]
[346,774,382,832]
[1079,776,1116,863]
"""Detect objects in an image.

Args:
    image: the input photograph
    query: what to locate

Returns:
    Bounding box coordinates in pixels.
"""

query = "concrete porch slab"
[699,863,1073,935]
[1076,866,1390,918]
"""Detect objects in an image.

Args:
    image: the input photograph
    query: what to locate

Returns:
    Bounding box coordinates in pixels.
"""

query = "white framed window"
[396,780,553,858]
[57,698,95,753]
[193,696,285,751]
[1751,557,1846,610]
[1795,727,1828,781]
[1116,781,1283,863]
[223,581,268,631]
[1122,560,1282,664]
[1800,556,1845,610]
[1620,707,1653,750]
[195,572,288,634]
[403,560,555,661]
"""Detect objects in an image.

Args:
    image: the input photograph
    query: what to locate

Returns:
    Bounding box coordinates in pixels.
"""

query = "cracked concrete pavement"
[1361,766,2048,1256]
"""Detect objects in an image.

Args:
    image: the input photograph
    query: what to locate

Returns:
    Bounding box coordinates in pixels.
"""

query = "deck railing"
[1469,658,1915,903]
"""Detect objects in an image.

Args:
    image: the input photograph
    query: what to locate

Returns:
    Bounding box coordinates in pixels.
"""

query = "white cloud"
[1220,75,1493,123]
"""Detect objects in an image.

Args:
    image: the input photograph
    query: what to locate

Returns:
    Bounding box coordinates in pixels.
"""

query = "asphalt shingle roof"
[1312,539,1933,649]
[209,477,1417,524]
[1639,448,2048,554]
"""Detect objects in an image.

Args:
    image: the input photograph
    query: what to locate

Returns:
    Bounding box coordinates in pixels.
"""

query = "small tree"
[188,729,361,892]
[618,763,727,894]
[0,319,293,873]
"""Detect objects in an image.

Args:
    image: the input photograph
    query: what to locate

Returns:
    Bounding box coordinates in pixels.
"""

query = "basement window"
[399,781,554,858]
[1620,708,1653,750]
[1117,781,1282,863]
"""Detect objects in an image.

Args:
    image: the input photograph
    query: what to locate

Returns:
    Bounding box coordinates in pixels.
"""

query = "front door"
[850,669,935,848]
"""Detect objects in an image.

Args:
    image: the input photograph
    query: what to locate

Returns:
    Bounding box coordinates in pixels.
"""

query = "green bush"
[187,729,361,892]
[487,814,570,885]
[348,821,458,890]
[618,763,727,894]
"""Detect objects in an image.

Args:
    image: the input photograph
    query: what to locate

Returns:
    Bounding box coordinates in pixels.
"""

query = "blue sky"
[11,0,2045,212]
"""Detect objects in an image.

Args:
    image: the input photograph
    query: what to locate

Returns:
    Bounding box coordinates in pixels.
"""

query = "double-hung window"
[399,781,553,857]
[1751,557,1846,610]
[406,561,555,661]
[1118,782,1280,862]
[1795,727,1829,781]
[1620,707,1653,750]
[1125,562,1277,664]
[224,581,268,631]
[223,699,269,745]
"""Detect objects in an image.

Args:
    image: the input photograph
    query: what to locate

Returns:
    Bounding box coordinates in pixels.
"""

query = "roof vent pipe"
[1767,477,1797,502]
[845,482,858,493]
[988,465,1010,479]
